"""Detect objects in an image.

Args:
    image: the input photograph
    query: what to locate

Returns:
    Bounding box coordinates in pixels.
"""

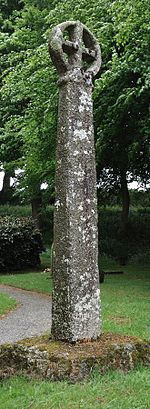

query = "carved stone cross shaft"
[49,21,102,342]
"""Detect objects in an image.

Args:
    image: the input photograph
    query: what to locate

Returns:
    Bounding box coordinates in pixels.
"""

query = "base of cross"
[1,333,149,382]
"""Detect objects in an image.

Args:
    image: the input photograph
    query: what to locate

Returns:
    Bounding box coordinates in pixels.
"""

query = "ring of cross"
[49,21,101,79]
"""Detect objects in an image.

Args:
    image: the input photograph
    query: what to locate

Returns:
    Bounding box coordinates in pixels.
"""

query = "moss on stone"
[0,333,149,382]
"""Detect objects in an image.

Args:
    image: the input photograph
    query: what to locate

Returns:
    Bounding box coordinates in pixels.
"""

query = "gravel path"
[0,285,52,345]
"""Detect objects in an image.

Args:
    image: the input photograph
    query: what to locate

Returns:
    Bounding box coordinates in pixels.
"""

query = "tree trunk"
[31,194,42,227]
[120,169,130,232]
[119,169,130,265]
[0,170,13,204]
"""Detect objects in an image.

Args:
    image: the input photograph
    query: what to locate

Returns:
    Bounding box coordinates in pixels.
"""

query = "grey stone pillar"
[49,21,102,342]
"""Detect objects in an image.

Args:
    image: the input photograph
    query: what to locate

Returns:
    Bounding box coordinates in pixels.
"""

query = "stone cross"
[49,21,102,342]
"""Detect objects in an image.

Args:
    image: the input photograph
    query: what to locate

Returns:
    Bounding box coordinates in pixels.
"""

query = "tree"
[1,0,112,206]
[94,0,150,233]
[0,0,25,203]
[0,0,57,211]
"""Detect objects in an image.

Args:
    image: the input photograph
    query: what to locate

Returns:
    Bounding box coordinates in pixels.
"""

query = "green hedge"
[0,206,149,265]
[33,207,150,264]
[0,217,44,273]
[98,209,150,264]
[0,205,32,217]
[39,206,150,264]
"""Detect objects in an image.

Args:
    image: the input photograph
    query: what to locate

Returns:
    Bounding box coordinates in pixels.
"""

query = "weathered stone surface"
[49,21,102,342]
[0,334,149,382]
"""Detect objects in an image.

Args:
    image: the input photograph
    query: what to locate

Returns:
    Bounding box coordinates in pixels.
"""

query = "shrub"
[0,217,44,273]
[0,205,54,246]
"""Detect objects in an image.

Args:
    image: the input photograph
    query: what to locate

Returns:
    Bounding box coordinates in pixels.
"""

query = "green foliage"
[0,216,43,272]
[1,0,149,206]
[0,0,24,19]
[0,0,57,200]
[95,0,150,188]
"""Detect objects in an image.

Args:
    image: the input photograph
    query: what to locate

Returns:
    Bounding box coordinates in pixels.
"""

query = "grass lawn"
[0,292,17,317]
[101,258,150,340]
[0,272,53,296]
[0,366,149,409]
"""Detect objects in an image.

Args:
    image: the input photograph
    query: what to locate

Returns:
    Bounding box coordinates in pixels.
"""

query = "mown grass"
[0,366,149,409]
[0,272,53,296]
[0,292,17,317]
[100,257,150,340]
